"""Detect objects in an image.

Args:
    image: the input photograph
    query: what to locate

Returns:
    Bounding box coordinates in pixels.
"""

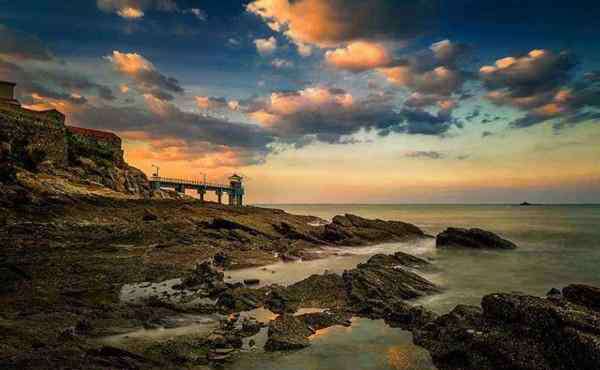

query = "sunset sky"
[1,1,599,203]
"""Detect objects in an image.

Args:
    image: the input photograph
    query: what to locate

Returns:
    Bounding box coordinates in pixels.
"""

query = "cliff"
[0,99,153,204]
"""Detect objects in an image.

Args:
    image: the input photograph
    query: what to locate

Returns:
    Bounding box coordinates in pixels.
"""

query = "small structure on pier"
[150,174,245,206]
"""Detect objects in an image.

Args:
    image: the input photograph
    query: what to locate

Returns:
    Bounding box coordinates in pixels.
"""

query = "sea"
[225,204,600,370]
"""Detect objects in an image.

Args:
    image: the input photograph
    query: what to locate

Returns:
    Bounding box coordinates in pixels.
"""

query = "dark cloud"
[404,150,445,159]
[480,49,600,129]
[0,24,54,61]
[107,51,183,101]
[0,58,115,103]
[247,0,440,47]
[71,97,275,165]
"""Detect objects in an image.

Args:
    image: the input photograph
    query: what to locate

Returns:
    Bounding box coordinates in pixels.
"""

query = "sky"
[1,0,599,203]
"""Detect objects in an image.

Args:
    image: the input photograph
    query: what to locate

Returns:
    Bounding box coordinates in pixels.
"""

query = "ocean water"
[228,204,600,370]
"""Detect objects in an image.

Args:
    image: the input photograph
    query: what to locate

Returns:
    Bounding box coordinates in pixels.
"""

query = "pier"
[150,174,245,206]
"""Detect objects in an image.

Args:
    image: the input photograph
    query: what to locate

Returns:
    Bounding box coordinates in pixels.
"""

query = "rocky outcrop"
[321,214,426,245]
[436,227,517,249]
[264,314,314,351]
[414,285,600,370]
[264,311,352,352]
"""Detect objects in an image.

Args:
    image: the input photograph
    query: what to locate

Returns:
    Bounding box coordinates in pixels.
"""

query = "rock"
[142,210,158,222]
[213,252,231,268]
[264,314,313,351]
[298,310,352,330]
[414,286,600,370]
[343,254,440,315]
[436,227,517,249]
[563,284,600,312]
[265,286,301,314]
[243,278,260,286]
[176,261,224,292]
[385,300,438,330]
[283,273,348,310]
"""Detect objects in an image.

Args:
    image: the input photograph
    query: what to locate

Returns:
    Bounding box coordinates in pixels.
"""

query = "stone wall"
[0,103,67,167]
[66,127,124,168]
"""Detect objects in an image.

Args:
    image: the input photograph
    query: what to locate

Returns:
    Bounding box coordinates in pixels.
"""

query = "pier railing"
[150,176,229,188]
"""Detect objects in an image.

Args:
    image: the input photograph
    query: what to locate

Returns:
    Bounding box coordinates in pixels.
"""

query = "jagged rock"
[343,254,441,315]
[414,286,600,370]
[264,314,313,351]
[298,310,352,331]
[284,273,348,310]
[436,227,517,249]
[563,284,600,312]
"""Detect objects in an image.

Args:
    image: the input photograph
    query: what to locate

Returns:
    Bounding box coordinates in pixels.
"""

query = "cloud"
[243,86,458,144]
[195,96,230,110]
[378,40,469,116]
[325,41,392,72]
[0,24,54,61]
[117,7,145,19]
[246,0,439,48]
[404,150,445,159]
[271,58,294,69]
[107,51,183,100]
[70,96,275,166]
[254,37,278,55]
[97,0,205,20]
[480,49,600,128]
[0,57,115,105]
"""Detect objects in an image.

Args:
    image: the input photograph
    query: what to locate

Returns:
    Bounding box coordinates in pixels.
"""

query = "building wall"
[0,102,67,166]
[66,127,125,168]
[0,83,15,101]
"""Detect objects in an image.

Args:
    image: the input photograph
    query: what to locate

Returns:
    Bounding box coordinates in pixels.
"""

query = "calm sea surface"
[227,204,600,370]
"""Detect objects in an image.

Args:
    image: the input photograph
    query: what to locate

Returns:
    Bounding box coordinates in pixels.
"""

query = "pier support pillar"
[197,189,206,202]
[151,181,161,191]
[228,192,235,206]
[237,194,243,207]
[216,190,223,204]
[175,184,185,194]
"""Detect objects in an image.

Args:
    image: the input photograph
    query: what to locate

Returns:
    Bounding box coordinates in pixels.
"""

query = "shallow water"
[233,204,600,370]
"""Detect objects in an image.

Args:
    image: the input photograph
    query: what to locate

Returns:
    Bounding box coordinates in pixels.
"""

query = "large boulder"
[414,285,600,370]
[264,314,314,351]
[436,227,517,250]
[321,214,426,245]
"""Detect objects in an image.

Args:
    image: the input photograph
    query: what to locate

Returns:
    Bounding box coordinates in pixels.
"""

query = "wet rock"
[284,273,348,310]
[414,286,600,370]
[385,300,438,330]
[243,278,260,286]
[86,346,159,369]
[265,286,301,314]
[436,227,517,250]
[343,254,441,314]
[264,314,313,351]
[213,252,231,268]
[298,310,352,331]
[175,261,224,293]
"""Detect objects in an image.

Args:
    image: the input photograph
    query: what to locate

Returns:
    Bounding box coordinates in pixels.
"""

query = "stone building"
[0,81,124,168]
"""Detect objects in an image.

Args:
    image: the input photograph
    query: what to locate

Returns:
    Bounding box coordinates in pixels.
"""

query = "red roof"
[67,126,120,142]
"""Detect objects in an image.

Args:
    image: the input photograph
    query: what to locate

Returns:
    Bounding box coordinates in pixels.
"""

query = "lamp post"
[151,164,160,178]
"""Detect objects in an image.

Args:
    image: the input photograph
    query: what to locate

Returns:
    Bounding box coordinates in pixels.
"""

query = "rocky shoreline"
[2,161,598,369]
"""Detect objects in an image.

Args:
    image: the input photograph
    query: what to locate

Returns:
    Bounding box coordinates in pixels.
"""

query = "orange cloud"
[254,36,278,55]
[325,41,391,72]
[107,51,153,74]
[117,6,144,19]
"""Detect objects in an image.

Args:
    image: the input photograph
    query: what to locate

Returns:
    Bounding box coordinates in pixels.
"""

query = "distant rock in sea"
[520,201,534,206]
[436,227,517,249]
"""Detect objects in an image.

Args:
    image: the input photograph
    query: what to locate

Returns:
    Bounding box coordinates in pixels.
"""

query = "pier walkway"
[150,174,244,206]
